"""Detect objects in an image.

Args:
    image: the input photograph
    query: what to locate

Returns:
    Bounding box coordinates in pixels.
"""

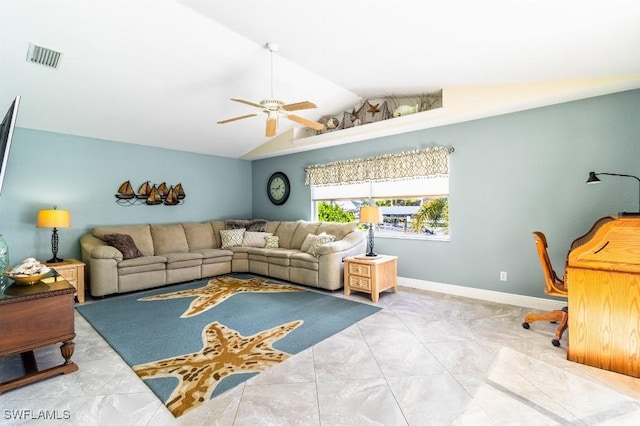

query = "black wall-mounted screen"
[0,95,20,194]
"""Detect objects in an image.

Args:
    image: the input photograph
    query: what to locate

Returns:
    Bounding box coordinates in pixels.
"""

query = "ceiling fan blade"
[217,113,258,124]
[231,98,265,109]
[286,114,324,131]
[265,117,277,137]
[282,101,317,112]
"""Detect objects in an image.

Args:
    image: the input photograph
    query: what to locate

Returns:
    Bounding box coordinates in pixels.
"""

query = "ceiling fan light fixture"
[217,42,324,136]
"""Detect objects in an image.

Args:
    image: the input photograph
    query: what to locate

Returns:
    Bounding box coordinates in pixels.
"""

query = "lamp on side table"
[36,206,71,263]
[359,206,383,257]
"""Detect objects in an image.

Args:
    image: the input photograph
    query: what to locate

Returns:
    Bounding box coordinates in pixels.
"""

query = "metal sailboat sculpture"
[115,181,186,206]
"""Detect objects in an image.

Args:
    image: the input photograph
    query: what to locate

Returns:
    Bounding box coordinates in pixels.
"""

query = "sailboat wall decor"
[115,180,186,206]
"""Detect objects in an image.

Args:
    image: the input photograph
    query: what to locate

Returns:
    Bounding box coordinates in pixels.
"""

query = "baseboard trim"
[398,276,565,311]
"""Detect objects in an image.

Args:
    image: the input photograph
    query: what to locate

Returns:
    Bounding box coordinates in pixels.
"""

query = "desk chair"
[522,231,568,347]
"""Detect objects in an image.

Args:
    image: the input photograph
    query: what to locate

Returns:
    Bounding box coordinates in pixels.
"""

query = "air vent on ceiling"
[26,43,62,69]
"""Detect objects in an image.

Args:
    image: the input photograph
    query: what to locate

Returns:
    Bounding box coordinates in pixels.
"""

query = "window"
[306,147,453,241]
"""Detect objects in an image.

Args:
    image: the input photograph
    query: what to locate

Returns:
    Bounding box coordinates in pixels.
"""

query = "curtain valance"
[304,146,454,187]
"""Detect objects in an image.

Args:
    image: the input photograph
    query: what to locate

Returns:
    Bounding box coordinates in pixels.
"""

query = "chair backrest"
[532,231,568,297]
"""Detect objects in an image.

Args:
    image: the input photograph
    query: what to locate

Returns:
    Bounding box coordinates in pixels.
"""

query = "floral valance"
[304,146,454,186]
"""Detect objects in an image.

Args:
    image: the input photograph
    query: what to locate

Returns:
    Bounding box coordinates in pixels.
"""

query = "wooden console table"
[0,277,78,394]
[344,255,398,303]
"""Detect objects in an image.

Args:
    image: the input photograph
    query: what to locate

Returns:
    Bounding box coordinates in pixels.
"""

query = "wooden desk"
[567,216,640,378]
[0,277,78,394]
[344,255,398,303]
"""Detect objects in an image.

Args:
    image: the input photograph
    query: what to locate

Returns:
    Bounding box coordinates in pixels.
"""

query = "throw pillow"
[242,231,273,248]
[300,232,327,252]
[220,228,245,249]
[103,233,143,260]
[264,235,279,248]
[307,234,336,257]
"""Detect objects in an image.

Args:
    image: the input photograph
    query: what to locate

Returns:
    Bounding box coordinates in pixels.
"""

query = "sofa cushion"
[242,231,273,248]
[165,252,203,263]
[183,222,215,250]
[196,248,233,264]
[290,252,320,270]
[220,228,245,249]
[165,252,203,269]
[274,221,300,249]
[307,234,336,257]
[210,221,225,248]
[103,233,143,260]
[151,224,189,255]
[266,221,281,235]
[117,255,167,276]
[291,222,321,249]
[93,224,154,256]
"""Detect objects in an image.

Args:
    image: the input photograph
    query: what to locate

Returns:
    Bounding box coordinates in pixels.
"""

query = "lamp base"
[46,256,64,264]
[365,251,378,257]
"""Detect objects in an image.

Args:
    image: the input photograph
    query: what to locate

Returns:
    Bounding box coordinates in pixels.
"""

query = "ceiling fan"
[217,42,324,137]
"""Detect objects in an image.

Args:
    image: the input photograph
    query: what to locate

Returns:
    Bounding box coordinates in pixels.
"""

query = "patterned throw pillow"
[220,228,245,249]
[242,231,273,248]
[300,232,327,252]
[264,235,279,248]
[306,234,336,257]
[103,233,143,259]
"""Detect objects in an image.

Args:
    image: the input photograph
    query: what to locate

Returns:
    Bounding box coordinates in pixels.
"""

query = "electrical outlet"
[500,271,507,281]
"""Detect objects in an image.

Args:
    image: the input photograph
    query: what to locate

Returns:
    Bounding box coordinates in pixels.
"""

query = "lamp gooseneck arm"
[594,172,640,213]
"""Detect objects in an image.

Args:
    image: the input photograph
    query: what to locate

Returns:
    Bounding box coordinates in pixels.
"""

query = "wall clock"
[267,172,290,205]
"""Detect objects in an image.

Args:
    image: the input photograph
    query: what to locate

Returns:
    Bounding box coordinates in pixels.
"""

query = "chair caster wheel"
[522,322,530,329]
[552,339,561,347]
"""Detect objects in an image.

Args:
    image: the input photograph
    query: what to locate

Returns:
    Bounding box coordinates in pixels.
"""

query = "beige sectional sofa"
[80,219,367,297]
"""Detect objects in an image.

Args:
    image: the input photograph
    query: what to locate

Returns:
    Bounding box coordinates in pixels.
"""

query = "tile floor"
[2,283,640,425]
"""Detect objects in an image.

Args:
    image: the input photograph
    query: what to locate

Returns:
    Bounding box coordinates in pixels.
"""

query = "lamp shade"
[359,206,383,224]
[586,171,601,184]
[36,209,71,228]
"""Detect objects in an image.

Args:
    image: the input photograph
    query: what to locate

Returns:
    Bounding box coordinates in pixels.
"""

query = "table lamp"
[36,206,71,263]
[359,206,383,257]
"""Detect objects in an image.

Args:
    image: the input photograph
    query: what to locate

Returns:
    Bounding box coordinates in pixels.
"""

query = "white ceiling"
[1,0,640,160]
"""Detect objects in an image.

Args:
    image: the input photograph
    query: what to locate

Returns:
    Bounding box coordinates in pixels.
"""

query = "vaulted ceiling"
[2,0,639,160]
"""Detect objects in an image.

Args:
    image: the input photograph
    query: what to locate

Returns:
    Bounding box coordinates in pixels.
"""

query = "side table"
[344,255,398,303]
[45,258,85,303]
[0,277,78,394]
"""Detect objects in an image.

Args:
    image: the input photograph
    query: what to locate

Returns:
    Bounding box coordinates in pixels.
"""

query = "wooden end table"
[344,255,398,303]
[45,258,85,303]
[0,276,78,394]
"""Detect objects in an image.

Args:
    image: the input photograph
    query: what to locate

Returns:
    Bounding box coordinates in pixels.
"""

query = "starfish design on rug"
[368,102,380,116]
[138,276,304,318]
[133,320,303,417]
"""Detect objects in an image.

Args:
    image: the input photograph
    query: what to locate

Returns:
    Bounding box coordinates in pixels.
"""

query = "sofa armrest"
[81,234,123,260]
[315,231,365,256]
[80,234,121,297]
[315,230,367,290]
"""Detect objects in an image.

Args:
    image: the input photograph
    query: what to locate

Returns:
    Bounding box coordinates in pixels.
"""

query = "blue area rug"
[76,274,380,417]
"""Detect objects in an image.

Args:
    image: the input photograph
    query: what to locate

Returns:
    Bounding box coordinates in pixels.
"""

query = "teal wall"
[0,129,252,263]
[1,90,638,299]
[252,89,640,298]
